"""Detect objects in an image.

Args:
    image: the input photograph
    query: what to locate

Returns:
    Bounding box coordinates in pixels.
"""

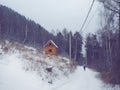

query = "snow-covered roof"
[44,40,58,48]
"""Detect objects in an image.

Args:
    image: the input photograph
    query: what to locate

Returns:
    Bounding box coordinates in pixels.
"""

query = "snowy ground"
[0,42,119,90]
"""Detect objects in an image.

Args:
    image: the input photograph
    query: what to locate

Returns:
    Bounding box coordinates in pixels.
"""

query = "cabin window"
[49,43,52,46]
[49,49,52,52]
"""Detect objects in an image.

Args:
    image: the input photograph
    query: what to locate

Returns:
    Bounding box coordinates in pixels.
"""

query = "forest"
[0,5,83,65]
[86,0,120,84]
[0,0,120,85]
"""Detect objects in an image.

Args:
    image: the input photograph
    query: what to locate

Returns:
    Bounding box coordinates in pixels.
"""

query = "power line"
[80,0,95,33]
[79,0,96,57]
[83,6,98,32]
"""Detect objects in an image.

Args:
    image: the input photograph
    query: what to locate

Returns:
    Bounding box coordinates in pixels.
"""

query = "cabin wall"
[45,46,57,55]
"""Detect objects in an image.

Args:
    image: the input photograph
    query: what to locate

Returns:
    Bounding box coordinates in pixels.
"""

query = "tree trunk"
[69,33,71,60]
[23,24,28,44]
[74,39,77,61]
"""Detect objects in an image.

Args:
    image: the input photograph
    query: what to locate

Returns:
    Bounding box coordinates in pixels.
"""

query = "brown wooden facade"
[44,40,58,55]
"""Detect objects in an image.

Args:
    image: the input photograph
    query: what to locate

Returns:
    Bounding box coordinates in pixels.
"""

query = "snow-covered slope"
[0,42,119,90]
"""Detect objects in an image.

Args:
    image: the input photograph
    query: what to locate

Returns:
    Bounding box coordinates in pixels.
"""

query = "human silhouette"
[83,64,86,71]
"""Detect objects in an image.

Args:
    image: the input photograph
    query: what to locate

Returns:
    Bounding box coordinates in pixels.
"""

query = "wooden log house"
[44,40,58,55]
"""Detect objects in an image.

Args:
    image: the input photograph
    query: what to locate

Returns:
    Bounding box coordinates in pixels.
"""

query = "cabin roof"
[44,40,58,48]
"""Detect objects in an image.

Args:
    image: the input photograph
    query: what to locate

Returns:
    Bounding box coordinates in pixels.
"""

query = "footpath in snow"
[0,53,119,90]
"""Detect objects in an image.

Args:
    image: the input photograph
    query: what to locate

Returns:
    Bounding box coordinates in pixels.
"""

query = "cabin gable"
[44,40,58,55]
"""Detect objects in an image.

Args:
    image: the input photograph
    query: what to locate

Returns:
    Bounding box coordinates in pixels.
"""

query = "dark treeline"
[0,5,83,64]
[0,5,53,47]
[86,28,119,85]
[54,30,83,64]
[86,0,120,84]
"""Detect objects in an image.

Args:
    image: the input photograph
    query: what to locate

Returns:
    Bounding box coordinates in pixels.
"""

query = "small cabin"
[44,40,58,55]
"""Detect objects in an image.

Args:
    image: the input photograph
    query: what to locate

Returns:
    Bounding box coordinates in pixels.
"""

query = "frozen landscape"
[0,42,119,90]
[0,0,119,89]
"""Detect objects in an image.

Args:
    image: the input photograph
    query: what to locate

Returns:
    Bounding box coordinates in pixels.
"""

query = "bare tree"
[98,0,120,84]
[23,24,28,44]
[98,0,119,13]
[69,32,72,60]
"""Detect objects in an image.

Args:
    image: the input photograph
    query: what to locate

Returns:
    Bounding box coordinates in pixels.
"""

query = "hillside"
[0,40,120,90]
[0,40,76,83]
[0,5,53,47]
[0,5,83,63]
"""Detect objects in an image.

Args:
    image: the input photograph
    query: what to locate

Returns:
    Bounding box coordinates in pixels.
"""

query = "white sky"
[0,0,100,34]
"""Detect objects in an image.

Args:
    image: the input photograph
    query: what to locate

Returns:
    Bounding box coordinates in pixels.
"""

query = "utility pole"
[74,39,77,61]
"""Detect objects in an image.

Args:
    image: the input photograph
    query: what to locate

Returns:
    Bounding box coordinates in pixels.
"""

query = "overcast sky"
[0,0,100,35]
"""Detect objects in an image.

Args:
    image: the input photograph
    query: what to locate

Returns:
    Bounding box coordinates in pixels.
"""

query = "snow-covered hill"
[0,41,119,90]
